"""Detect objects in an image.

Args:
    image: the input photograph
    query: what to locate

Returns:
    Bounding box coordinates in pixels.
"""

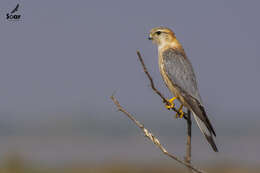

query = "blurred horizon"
[0,108,259,165]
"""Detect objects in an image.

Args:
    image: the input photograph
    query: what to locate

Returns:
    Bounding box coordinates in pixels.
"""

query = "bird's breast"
[158,52,181,99]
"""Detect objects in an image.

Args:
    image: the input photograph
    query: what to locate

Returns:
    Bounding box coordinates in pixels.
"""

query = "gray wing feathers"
[163,49,218,152]
[163,49,201,102]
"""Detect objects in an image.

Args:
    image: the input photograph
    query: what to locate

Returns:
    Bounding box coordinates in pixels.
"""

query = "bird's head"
[149,27,181,50]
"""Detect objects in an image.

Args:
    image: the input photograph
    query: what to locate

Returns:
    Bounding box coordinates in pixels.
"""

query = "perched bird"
[148,26,218,152]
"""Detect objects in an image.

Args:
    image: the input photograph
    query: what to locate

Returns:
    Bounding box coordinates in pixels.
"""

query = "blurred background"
[0,0,260,172]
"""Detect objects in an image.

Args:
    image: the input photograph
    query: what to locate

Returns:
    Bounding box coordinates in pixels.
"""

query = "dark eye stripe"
[156,31,162,35]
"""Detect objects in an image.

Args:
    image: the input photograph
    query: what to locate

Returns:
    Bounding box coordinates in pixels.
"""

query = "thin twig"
[137,50,194,172]
[185,110,192,173]
[111,95,206,173]
[136,51,187,118]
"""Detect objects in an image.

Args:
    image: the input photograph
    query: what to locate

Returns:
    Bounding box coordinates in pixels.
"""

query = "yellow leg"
[165,97,177,110]
[175,104,184,119]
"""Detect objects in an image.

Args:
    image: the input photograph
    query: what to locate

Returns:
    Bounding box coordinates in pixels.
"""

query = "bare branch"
[185,110,192,173]
[111,95,206,173]
[136,51,187,118]
[136,51,167,104]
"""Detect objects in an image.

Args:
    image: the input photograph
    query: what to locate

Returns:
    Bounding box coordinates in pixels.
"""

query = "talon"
[165,97,177,110]
[175,104,184,119]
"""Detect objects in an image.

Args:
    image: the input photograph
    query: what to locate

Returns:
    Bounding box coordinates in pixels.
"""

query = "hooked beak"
[148,33,152,40]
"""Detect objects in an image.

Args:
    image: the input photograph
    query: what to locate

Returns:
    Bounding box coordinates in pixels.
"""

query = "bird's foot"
[175,104,184,119]
[165,97,177,110]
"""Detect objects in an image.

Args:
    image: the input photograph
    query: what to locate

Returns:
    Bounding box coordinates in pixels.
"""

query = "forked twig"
[137,50,193,172]
[111,95,205,173]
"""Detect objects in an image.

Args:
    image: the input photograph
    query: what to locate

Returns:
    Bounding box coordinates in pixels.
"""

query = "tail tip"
[205,135,218,152]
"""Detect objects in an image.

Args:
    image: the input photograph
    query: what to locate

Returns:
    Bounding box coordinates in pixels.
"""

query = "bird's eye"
[156,31,162,35]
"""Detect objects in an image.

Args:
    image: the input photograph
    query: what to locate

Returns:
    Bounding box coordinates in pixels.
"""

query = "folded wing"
[163,48,218,152]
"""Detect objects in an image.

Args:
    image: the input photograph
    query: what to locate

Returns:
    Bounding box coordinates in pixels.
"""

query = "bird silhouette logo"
[10,4,19,14]
[6,3,21,21]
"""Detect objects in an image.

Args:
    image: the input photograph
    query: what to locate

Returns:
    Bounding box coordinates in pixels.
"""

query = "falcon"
[148,26,218,152]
